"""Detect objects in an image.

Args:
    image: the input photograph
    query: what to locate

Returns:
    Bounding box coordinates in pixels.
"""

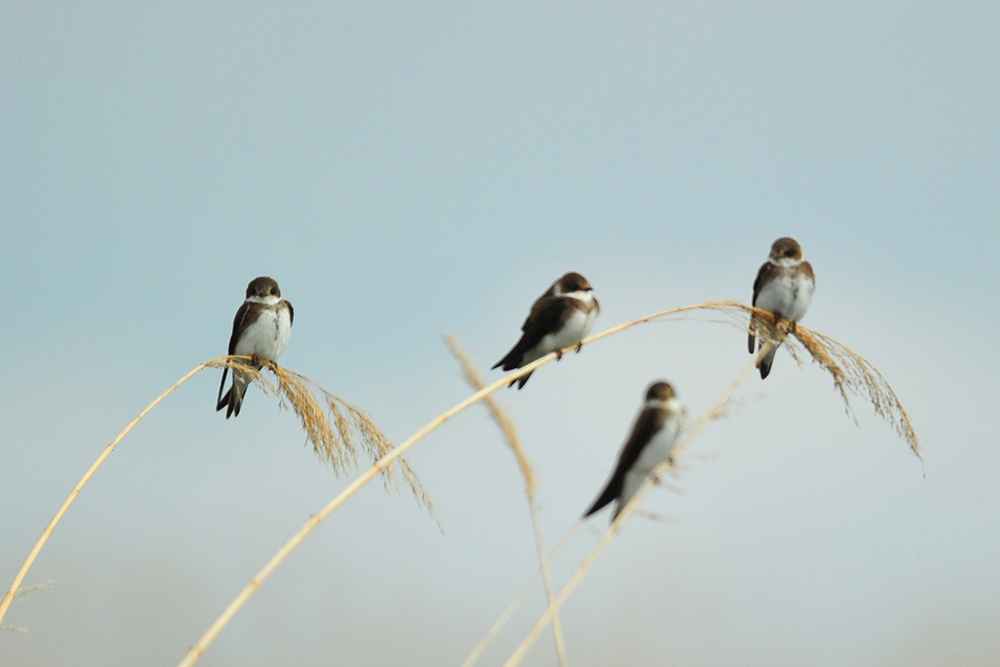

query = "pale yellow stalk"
[0,362,210,626]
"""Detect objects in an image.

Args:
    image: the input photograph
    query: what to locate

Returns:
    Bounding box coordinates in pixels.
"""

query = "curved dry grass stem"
[1,355,421,631]
[0,362,210,627]
[178,300,920,666]
[498,362,755,667]
[444,335,567,667]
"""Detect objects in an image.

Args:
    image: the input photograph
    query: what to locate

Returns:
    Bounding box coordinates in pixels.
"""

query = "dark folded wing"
[218,302,253,407]
[751,261,781,307]
[227,302,253,355]
[749,261,780,353]
[585,407,663,516]
[493,296,569,370]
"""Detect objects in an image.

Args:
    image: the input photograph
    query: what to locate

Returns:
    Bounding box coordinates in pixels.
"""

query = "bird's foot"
[555,350,563,361]
[575,342,583,353]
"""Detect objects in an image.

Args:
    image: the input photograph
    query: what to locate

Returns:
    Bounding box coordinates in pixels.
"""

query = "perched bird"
[584,381,685,520]
[748,237,816,379]
[492,272,600,389]
[216,276,294,418]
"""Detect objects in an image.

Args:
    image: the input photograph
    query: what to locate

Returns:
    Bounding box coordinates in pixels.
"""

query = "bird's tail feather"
[217,363,253,418]
[756,342,778,380]
[493,348,523,372]
[215,367,230,411]
[584,479,620,518]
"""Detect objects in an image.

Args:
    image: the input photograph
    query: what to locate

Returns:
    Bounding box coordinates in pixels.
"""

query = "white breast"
[234,305,292,362]
[541,306,595,351]
[619,405,683,509]
[755,270,814,323]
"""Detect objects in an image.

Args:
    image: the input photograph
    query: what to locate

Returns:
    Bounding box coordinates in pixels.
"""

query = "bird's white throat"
[769,256,803,269]
[246,295,282,306]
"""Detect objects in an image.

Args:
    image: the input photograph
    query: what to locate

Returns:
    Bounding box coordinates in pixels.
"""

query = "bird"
[216,276,294,418]
[748,237,816,379]
[492,272,599,389]
[584,381,685,520]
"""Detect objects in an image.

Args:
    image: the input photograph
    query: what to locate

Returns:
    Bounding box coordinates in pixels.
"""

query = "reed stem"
[0,362,211,626]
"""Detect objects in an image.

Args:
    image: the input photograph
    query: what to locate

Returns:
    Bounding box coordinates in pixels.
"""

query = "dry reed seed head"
[669,303,920,460]
[207,356,436,511]
[272,366,345,472]
[789,327,921,459]
[325,399,356,455]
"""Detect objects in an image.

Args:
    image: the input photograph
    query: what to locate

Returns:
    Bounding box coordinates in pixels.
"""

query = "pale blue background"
[2,2,998,666]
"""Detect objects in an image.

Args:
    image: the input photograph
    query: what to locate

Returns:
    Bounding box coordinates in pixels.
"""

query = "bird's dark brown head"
[769,237,803,261]
[246,276,281,299]
[645,381,676,402]
[557,272,593,293]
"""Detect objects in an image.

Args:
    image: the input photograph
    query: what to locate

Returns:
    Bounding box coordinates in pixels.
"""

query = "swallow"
[748,237,815,379]
[584,381,685,520]
[217,276,293,418]
[492,272,599,389]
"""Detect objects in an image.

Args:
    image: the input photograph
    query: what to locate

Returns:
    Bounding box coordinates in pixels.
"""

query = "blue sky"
[2,3,998,666]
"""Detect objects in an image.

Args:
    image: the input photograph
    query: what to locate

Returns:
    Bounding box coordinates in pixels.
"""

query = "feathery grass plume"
[206,359,435,511]
[642,301,921,459]
[445,335,567,667]
[178,300,921,667]
[787,324,920,458]
[497,363,755,667]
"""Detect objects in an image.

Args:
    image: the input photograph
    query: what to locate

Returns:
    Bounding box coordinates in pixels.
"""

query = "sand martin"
[492,272,600,389]
[584,381,685,520]
[748,237,816,379]
[216,276,294,418]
